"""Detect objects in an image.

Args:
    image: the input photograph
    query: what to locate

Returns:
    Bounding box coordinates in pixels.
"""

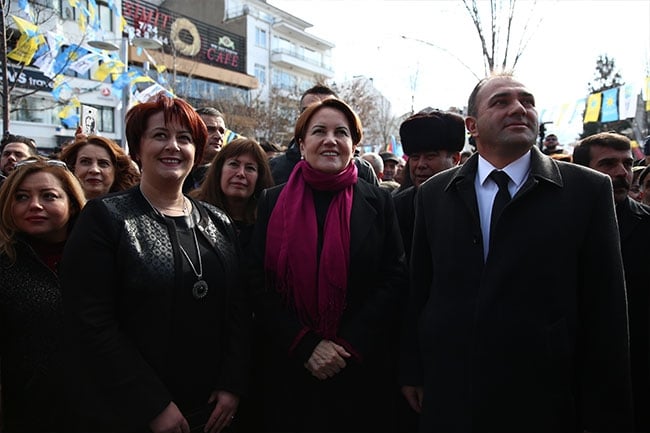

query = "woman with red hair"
[61,93,249,433]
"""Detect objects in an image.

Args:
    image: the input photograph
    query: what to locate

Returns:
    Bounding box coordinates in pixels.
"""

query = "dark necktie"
[489,170,511,239]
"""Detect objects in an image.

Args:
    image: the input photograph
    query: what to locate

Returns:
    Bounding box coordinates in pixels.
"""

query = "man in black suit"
[573,132,650,432]
[400,73,633,432]
[393,109,465,261]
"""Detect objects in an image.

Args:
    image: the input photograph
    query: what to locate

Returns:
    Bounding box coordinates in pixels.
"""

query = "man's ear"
[451,151,462,166]
[465,117,478,137]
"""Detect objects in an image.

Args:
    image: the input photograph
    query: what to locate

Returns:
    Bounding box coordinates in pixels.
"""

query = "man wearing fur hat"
[393,109,466,261]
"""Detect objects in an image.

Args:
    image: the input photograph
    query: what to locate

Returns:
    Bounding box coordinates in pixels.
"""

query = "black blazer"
[61,187,249,432]
[401,147,633,432]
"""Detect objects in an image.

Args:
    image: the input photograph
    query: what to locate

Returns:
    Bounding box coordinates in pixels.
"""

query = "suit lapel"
[448,154,481,226]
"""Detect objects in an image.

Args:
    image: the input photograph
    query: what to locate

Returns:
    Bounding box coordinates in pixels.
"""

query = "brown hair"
[59,135,140,194]
[192,138,274,224]
[125,92,208,168]
[294,98,363,146]
[573,132,631,167]
[0,158,86,262]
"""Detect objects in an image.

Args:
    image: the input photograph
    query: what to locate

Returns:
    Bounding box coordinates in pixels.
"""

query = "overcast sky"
[268,0,650,143]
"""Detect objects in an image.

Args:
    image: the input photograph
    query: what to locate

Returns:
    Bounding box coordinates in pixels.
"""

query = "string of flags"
[9,0,170,129]
[538,78,650,127]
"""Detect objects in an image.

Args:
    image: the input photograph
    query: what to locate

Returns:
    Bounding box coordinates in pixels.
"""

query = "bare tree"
[334,77,401,151]
[461,0,541,75]
[1,1,92,134]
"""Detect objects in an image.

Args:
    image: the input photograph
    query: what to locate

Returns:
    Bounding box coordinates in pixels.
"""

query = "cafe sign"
[122,0,246,73]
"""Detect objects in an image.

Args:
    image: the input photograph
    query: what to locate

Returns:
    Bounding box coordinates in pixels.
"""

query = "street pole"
[120,36,129,150]
[1,1,10,136]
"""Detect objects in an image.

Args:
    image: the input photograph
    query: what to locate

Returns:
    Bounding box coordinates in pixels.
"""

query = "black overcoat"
[249,178,408,432]
[401,148,633,432]
[617,196,650,431]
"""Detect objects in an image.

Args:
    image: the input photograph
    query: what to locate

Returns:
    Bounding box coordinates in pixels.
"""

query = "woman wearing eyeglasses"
[58,135,140,200]
[0,157,86,432]
[61,93,249,433]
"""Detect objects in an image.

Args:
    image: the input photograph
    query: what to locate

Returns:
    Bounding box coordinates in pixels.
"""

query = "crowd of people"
[0,73,648,433]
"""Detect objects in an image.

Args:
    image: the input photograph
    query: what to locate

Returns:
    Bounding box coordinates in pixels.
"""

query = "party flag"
[618,84,637,120]
[600,87,619,122]
[583,92,602,123]
[223,128,243,145]
[53,44,90,75]
[568,98,586,124]
[59,104,79,128]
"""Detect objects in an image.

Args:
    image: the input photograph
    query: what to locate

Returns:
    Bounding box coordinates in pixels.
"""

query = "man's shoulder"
[393,185,416,202]
[627,198,650,219]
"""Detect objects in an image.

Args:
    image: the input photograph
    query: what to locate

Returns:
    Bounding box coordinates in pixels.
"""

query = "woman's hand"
[75,126,87,141]
[149,401,189,433]
[401,385,424,414]
[204,390,239,433]
[304,339,351,380]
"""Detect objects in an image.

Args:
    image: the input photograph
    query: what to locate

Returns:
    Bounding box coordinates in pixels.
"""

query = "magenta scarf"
[265,160,358,340]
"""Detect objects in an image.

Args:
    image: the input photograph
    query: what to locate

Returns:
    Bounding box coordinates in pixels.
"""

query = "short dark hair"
[573,132,631,167]
[300,85,337,106]
[0,134,37,155]
[467,71,515,118]
[195,107,223,118]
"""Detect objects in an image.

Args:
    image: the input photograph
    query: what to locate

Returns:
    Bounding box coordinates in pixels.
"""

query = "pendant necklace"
[178,227,209,300]
[140,186,208,299]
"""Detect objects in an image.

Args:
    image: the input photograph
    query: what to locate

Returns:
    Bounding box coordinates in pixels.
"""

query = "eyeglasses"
[14,159,70,171]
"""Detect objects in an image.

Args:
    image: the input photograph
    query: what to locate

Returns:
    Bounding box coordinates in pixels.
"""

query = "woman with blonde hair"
[0,157,85,432]
[59,135,140,199]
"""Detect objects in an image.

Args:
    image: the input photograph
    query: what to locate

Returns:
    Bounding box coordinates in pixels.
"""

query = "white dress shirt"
[475,151,532,259]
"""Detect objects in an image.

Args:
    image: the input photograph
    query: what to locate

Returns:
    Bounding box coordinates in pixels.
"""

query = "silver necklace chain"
[140,186,208,299]
[178,227,203,280]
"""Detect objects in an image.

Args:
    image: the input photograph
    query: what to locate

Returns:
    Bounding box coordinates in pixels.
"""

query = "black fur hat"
[399,110,465,155]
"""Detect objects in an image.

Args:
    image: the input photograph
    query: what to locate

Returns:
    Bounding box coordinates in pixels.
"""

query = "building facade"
[2,0,334,152]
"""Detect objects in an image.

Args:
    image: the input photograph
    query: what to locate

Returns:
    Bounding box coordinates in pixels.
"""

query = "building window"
[59,0,112,31]
[254,64,266,86]
[272,70,297,91]
[255,27,267,49]
[9,95,59,124]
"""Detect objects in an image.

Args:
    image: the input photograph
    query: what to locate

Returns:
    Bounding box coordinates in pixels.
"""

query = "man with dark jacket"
[400,73,633,432]
[573,132,650,432]
[270,85,378,186]
[393,109,465,261]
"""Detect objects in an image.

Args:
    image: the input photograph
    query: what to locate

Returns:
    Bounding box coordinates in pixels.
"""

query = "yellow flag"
[583,93,602,123]
[92,61,114,82]
[645,76,650,111]
[8,34,39,63]
[11,15,39,34]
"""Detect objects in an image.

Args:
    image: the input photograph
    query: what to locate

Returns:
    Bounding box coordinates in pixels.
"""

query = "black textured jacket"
[0,240,65,432]
[61,186,250,432]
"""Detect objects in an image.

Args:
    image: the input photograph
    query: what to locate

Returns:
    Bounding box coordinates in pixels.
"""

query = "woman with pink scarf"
[248,98,408,432]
